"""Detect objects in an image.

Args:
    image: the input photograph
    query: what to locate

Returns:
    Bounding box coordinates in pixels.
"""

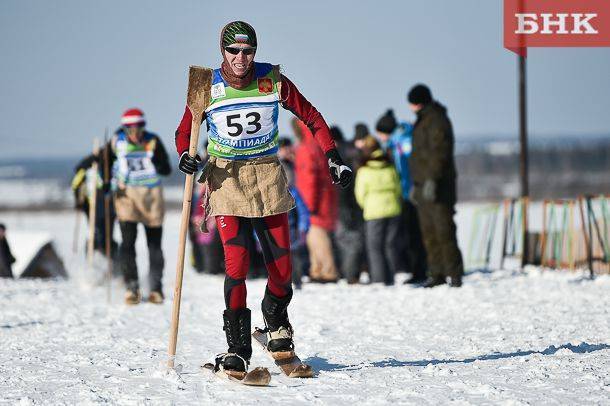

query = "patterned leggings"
[216,213,292,310]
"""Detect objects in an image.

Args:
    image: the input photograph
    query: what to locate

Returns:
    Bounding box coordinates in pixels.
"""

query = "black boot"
[217,308,252,372]
[422,275,447,288]
[449,275,462,287]
[261,287,294,353]
[404,273,427,285]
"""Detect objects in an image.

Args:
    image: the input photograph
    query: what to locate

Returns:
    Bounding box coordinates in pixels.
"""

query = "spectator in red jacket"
[293,118,339,282]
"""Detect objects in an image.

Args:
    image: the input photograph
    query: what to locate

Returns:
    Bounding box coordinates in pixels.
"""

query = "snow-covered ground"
[0,180,186,210]
[0,209,609,405]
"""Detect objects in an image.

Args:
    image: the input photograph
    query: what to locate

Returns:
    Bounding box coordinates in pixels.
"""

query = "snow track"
[0,210,608,405]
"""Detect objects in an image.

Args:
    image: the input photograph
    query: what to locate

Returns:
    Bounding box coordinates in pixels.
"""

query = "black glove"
[178,152,202,175]
[326,149,352,189]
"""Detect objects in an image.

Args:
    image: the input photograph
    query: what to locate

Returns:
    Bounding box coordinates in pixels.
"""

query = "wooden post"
[521,197,529,268]
[589,196,607,276]
[540,200,548,267]
[500,199,510,270]
[484,204,499,270]
[578,196,593,277]
[519,55,529,268]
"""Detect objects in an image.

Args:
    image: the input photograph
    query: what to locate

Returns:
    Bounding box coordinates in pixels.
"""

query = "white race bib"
[210,104,277,141]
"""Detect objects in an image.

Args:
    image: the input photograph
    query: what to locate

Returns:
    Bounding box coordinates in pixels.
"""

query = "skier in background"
[71,150,118,259]
[106,108,172,304]
[175,21,352,374]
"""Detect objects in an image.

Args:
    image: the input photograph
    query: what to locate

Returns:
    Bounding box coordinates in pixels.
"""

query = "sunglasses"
[125,124,144,130]
[224,46,256,56]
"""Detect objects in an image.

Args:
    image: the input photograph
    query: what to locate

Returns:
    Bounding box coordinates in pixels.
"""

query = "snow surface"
[0,209,609,405]
[0,180,186,209]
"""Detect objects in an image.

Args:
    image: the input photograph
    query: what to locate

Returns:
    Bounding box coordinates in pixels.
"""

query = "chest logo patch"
[211,83,226,99]
[257,78,273,94]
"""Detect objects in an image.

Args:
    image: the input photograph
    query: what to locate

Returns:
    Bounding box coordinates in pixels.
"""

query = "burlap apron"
[114,185,165,227]
[197,155,295,231]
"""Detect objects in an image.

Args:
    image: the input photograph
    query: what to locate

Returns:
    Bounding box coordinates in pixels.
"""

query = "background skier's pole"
[72,209,81,255]
[167,66,212,369]
[103,129,112,303]
[87,138,100,268]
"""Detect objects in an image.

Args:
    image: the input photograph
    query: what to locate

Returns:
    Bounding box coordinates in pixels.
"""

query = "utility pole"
[519,55,529,268]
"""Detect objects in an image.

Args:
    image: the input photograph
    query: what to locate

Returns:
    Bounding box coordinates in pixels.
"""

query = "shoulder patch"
[257,77,273,94]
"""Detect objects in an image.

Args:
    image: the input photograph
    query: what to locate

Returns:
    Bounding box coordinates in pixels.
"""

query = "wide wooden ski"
[201,362,271,386]
[252,328,314,378]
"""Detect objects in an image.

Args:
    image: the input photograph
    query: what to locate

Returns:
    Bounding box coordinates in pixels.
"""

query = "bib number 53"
[226,112,261,137]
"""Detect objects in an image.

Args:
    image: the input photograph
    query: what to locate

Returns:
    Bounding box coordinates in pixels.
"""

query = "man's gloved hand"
[178,152,202,175]
[422,179,436,202]
[326,149,352,189]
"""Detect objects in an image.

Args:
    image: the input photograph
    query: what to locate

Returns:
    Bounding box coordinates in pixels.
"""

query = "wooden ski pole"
[103,129,112,303]
[168,66,212,369]
[87,138,100,268]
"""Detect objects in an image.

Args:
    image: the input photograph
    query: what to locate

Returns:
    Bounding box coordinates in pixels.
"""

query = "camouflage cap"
[220,21,257,50]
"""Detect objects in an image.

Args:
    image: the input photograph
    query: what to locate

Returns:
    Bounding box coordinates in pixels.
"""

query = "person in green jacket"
[354,137,402,285]
[408,84,463,288]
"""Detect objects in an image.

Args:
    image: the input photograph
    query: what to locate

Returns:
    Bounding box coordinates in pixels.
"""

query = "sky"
[0,0,609,158]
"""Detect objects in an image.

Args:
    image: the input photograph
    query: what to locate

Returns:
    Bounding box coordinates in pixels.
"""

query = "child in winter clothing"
[375,109,428,284]
[354,137,402,285]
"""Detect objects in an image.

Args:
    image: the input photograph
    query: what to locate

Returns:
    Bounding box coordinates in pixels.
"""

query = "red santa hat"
[121,108,146,126]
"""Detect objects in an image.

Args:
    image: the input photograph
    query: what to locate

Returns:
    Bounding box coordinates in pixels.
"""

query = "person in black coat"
[330,125,366,283]
[0,224,16,278]
[408,84,464,288]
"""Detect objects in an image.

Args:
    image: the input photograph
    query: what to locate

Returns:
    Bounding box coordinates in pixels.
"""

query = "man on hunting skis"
[175,21,352,373]
[111,109,172,304]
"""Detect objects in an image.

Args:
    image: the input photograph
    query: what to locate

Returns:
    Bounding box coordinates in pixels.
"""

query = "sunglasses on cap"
[224,46,256,56]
